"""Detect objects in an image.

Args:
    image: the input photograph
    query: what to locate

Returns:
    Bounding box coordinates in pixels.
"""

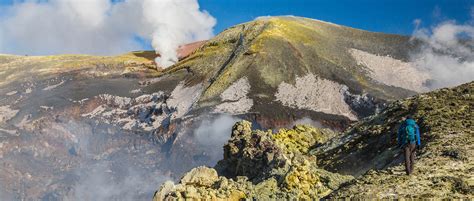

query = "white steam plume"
[411,16,474,89]
[58,120,170,200]
[194,115,241,163]
[0,0,216,68]
[0,181,13,201]
[142,0,216,67]
[71,162,170,201]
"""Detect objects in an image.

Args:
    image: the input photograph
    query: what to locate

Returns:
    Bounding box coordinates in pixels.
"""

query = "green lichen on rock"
[273,124,335,155]
[154,120,353,200]
[322,82,474,199]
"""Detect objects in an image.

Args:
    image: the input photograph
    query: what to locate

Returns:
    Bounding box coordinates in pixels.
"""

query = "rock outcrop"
[154,121,353,200]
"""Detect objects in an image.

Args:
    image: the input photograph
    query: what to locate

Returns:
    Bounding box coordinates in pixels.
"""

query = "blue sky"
[1,0,472,35]
[0,0,472,53]
[199,0,473,35]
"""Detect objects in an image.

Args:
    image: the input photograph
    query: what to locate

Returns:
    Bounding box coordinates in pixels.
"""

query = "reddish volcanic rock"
[177,40,207,60]
[151,40,207,68]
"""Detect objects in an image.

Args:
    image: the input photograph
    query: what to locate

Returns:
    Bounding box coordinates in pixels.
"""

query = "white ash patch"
[42,80,65,91]
[0,105,19,124]
[220,77,251,101]
[167,82,203,119]
[82,83,203,131]
[0,142,5,159]
[82,105,107,118]
[40,106,54,111]
[0,128,18,136]
[145,150,157,155]
[130,89,142,94]
[68,98,89,104]
[275,74,358,120]
[215,99,254,114]
[214,77,254,114]
[98,94,132,108]
[139,76,165,86]
[349,48,430,92]
[25,88,33,94]
[82,92,169,131]
[6,91,17,96]
[16,114,32,130]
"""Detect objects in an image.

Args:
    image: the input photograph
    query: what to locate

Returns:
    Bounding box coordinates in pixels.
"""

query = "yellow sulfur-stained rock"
[154,120,354,200]
[180,166,219,187]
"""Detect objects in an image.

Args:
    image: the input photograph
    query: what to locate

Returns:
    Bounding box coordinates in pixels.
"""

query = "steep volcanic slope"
[325,81,473,199]
[154,82,473,200]
[163,16,426,124]
[0,16,433,199]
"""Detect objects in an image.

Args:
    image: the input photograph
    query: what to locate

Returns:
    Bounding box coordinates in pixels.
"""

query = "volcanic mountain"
[0,16,442,200]
[160,16,429,123]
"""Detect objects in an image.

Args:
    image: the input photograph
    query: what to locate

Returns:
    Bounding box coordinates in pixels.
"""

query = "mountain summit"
[163,16,428,121]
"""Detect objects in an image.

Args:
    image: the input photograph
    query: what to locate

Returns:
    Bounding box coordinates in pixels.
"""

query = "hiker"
[397,116,421,175]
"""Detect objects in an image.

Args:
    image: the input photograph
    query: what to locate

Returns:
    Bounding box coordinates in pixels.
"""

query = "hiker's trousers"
[404,143,416,175]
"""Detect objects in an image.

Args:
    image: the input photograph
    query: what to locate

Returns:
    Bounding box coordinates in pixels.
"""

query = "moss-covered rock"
[154,120,353,200]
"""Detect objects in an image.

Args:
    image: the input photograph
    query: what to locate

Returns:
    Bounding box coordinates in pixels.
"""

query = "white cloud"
[411,18,474,89]
[0,0,216,67]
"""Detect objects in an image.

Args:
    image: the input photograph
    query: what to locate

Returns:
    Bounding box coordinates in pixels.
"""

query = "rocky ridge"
[154,121,353,200]
[155,81,473,199]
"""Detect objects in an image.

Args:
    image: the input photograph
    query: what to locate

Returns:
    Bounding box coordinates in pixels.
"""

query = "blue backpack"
[404,119,419,145]
[405,123,416,143]
[398,118,421,146]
